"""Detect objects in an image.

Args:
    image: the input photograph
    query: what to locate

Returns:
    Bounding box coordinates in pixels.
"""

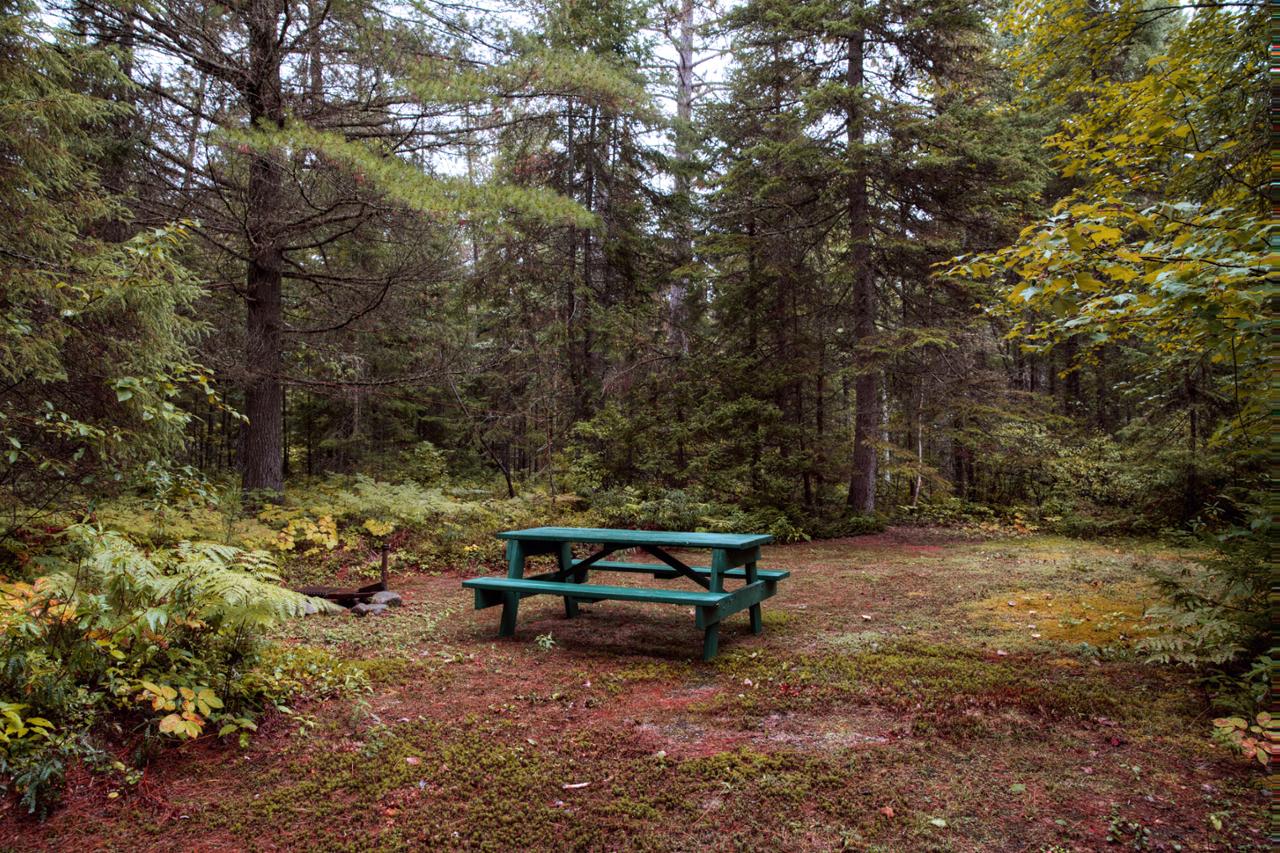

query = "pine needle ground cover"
[1,530,1265,851]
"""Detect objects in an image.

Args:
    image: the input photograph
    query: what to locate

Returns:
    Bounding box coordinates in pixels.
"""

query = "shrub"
[0,524,345,814]
[398,441,449,487]
[805,514,883,539]
[896,496,996,526]
[243,475,599,571]
[1139,507,1272,715]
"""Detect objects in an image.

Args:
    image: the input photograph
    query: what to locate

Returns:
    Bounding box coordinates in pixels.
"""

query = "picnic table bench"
[462,527,787,660]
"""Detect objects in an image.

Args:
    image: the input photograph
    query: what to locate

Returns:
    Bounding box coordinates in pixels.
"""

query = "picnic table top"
[496,526,773,550]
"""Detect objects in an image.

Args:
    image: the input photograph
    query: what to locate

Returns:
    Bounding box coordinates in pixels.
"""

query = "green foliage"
[1139,509,1272,714]
[589,487,810,544]
[944,0,1268,716]
[0,2,219,525]
[219,474,592,571]
[236,120,596,232]
[399,441,449,487]
[0,524,343,813]
[949,419,1215,533]
[949,2,1266,468]
[563,403,887,542]
[897,497,996,527]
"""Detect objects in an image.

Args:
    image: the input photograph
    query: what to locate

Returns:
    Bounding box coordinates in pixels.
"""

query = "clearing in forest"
[4,529,1265,851]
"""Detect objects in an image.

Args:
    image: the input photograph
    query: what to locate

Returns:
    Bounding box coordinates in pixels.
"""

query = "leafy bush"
[806,514,883,539]
[1139,508,1272,715]
[246,475,597,571]
[398,441,449,487]
[896,496,996,526]
[0,524,349,814]
[1210,712,1275,768]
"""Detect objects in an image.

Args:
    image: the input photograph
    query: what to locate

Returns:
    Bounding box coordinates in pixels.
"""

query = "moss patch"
[967,582,1158,648]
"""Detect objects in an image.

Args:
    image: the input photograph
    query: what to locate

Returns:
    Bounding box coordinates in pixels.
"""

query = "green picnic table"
[462,527,788,661]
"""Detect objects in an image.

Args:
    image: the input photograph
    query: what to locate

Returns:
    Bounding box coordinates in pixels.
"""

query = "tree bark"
[240,0,287,493]
[845,25,878,514]
[664,0,695,353]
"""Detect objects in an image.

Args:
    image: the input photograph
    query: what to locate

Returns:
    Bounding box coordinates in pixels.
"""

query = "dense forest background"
[4,0,1264,531]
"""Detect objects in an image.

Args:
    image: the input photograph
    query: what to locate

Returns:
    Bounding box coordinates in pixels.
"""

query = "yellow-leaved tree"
[945,0,1269,714]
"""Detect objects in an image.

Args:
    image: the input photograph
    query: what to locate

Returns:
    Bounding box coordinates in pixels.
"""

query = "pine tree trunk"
[845,26,878,514]
[912,383,924,505]
[664,0,695,353]
[240,0,286,493]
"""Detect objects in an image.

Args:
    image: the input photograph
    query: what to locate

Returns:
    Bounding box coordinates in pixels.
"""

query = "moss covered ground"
[1,529,1266,851]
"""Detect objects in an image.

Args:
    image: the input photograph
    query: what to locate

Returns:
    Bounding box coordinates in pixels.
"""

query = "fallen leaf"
[405,756,421,765]
[879,806,895,818]
[929,817,948,828]
[1009,783,1026,795]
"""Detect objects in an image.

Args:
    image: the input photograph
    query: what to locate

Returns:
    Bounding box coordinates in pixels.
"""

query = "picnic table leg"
[557,542,579,619]
[500,540,525,637]
[709,550,726,593]
[702,620,720,661]
[746,560,763,635]
[702,551,728,660]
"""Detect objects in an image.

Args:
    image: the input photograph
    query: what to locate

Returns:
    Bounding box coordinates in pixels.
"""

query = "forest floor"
[2,528,1268,851]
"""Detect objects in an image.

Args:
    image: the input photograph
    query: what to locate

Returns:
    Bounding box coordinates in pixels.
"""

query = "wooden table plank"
[496,526,773,550]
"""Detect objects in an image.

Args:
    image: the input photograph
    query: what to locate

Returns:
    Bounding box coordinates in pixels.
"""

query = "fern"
[0,524,341,813]
[1138,510,1272,712]
[44,526,339,627]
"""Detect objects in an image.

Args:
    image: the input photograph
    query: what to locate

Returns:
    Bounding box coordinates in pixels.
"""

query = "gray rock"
[351,602,389,617]
[302,599,320,616]
[370,590,403,608]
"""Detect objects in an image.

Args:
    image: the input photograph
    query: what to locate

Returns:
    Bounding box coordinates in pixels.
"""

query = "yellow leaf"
[1074,273,1103,293]
[1103,265,1138,283]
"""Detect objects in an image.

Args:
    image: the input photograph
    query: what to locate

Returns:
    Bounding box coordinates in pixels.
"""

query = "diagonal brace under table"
[558,544,619,618]
[640,545,711,590]
[518,544,625,619]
